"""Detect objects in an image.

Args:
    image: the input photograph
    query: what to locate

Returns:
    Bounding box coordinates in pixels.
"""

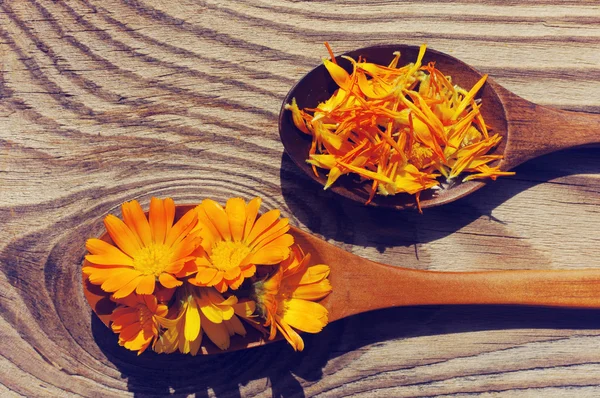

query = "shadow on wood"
[279,147,600,252]
[2,174,600,396]
[91,313,312,398]
[91,303,600,397]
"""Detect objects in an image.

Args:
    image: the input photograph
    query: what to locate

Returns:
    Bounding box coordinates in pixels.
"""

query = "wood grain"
[1,0,599,396]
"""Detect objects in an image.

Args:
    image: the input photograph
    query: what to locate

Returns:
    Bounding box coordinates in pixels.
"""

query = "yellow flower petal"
[201,199,232,241]
[184,296,201,341]
[104,215,142,258]
[249,218,291,251]
[84,266,126,285]
[284,97,311,135]
[213,279,228,293]
[227,274,245,290]
[101,268,140,293]
[275,318,304,351]
[223,265,241,280]
[169,234,202,261]
[174,259,198,278]
[200,313,230,350]
[164,198,176,237]
[233,300,256,318]
[153,330,178,354]
[246,209,280,245]
[248,245,290,265]
[194,266,220,285]
[252,233,294,255]
[193,205,221,248]
[117,322,142,342]
[225,197,246,242]
[164,208,198,248]
[224,316,246,337]
[163,258,186,275]
[124,331,152,355]
[241,264,256,278]
[282,299,328,334]
[111,308,138,329]
[452,74,488,120]
[323,58,351,90]
[158,272,182,289]
[298,264,330,285]
[121,200,152,247]
[243,197,262,240]
[135,274,156,295]
[291,280,333,301]
[85,238,134,266]
[307,154,337,169]
[189,333,203,356]
[140,294,158,313]
[113,275,144,299]
[149,197,168,245]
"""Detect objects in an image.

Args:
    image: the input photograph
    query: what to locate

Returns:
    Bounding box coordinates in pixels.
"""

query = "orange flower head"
[110,294,168,355]
[153,285,255,355]
[253,245,332,351]
[83,198,202,299]
[189,197,294,293]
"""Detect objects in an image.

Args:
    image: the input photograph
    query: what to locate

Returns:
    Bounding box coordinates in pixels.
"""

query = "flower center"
[210,240,251,271]
[133,244,172,277]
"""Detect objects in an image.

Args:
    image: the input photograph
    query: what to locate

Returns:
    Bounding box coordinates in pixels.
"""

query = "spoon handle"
[495,84,600,170]
[328,264,600,322]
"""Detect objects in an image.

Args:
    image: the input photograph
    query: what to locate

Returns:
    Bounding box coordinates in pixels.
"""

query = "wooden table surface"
[1,0,600,397]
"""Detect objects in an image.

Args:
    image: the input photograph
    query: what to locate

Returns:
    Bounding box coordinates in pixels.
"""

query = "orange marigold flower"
[252,245,332,351]
[189,197,294,293]
[153,285,255,355]
[83,198,202,299]
[110,293,168,355]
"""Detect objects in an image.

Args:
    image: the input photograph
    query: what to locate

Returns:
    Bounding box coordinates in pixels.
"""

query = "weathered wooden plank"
[1,0,599,396]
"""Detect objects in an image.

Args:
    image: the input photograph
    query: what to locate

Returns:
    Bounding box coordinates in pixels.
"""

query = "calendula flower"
[152,288,200,355]
[252,245,332,351]
[153,285,255,355]
[83,198,202,298]
[189,197,294,293]
[110,293,168,355]
[83,196,336,356]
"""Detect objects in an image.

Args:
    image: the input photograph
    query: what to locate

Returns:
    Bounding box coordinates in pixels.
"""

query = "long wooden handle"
[406,268,600,307]
[497,85,600,170]
[327,265,600,322]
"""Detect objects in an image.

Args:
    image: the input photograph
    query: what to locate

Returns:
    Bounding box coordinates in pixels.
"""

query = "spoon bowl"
[278,44,600,210]
[85,205,600,355]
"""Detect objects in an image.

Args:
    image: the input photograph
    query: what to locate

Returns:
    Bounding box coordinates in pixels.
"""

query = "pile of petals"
[83,197,332,355]
[285,43,515,210]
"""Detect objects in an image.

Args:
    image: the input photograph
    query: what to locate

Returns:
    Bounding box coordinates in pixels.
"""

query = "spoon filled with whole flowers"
[84,197,600,355]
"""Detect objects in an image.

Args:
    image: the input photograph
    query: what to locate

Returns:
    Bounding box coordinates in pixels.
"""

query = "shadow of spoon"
[278,44,600,210]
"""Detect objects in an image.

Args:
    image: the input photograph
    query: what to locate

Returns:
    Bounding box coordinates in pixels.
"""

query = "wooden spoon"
[278,44,600,210]
[84,205,600,355]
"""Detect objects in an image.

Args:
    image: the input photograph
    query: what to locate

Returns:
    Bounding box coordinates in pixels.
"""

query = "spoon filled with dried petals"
[84,202,600,356]
[279,44,600,211]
